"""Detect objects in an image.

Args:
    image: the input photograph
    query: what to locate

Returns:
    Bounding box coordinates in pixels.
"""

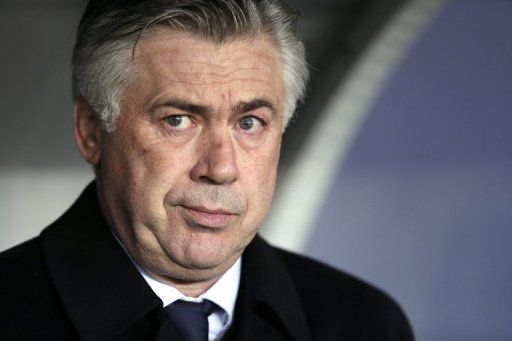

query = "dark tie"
[164,299,216,341]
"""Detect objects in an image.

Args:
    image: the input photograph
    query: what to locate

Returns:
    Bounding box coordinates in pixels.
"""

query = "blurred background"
[1,0,511,339]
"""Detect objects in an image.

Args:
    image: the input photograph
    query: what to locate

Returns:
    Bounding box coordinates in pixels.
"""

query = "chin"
[166,254,232,282]
[180,241,233,269]
[180,257,224,272]
[174,234,244,271]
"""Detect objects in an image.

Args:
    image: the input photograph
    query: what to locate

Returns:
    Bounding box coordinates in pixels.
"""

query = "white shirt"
[137,258,241,341]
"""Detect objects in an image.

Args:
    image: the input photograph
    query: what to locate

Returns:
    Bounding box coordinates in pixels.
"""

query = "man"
[0,0,413,340]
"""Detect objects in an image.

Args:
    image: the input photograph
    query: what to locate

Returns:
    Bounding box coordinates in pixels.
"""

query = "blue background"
[306,1,512,339]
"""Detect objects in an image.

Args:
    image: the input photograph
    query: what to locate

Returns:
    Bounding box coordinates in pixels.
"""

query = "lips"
[179,205,236,228]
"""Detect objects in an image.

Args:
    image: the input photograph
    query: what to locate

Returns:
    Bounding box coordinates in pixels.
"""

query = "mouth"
[178,205,237,229]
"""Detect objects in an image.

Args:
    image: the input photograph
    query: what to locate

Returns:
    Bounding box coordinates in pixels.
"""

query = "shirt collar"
[138,257,241,323]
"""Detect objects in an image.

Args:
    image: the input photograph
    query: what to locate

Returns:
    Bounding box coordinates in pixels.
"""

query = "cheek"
[138,140,194,184]
[241,146,280,213]
[104,138,193,216]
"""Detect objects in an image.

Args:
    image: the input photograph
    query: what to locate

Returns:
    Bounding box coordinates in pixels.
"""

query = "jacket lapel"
[229,235,311,341]
[40,183,162,340]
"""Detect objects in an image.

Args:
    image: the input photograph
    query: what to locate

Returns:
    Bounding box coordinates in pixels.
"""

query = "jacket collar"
[40,183,162,340]
[232,235,311,341]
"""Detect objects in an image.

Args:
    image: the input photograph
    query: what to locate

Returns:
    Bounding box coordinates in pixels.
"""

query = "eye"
[238,116,262,132]
[164,115,192,129]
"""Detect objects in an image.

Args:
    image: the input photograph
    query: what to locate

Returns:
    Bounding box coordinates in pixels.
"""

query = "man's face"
[94,31,285,283]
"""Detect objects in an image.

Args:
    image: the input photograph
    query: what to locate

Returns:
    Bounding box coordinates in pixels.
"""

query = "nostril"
[198,175,223,185]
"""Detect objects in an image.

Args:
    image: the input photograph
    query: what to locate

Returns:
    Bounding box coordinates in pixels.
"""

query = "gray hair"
[72,0,309,132]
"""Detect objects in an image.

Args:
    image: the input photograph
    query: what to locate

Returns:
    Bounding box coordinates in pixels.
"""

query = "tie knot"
[164,300,217,341]
[168,299,217,316]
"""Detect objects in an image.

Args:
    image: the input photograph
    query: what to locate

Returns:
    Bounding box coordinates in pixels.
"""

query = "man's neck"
[143,270,221,297]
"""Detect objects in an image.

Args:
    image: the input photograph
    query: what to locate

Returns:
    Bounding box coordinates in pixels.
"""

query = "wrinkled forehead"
[130,29,285,110]
[134,28,281,71]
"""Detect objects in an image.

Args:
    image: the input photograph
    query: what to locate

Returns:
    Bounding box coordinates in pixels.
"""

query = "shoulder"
[0,238,46,284]
[276,247,414,340]
[0,237,55,307]
[277,247,386,301]
[0,238,76,339]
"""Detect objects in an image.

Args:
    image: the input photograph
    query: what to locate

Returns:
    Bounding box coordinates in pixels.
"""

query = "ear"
[73,96,103,167]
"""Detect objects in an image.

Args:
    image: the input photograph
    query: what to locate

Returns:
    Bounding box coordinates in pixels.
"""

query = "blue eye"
[239,116,259,131]
[164,115,191,129]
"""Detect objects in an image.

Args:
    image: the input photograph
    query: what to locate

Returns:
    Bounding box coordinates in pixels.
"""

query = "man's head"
[72,0,308,293]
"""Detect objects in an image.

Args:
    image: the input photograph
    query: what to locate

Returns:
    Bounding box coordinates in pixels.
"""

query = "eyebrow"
[152,97,277,117]
[234,98,277,117]
[152,99,212,116]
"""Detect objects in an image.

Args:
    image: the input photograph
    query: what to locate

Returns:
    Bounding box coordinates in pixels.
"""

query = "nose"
[190,129,240,185]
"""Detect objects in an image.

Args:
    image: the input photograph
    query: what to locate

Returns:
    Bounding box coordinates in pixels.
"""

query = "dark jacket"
[0,184,413,340]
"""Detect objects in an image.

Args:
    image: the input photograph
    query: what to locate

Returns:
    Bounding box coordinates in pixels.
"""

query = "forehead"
[137,29,279,68]
[131,30,284,110]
